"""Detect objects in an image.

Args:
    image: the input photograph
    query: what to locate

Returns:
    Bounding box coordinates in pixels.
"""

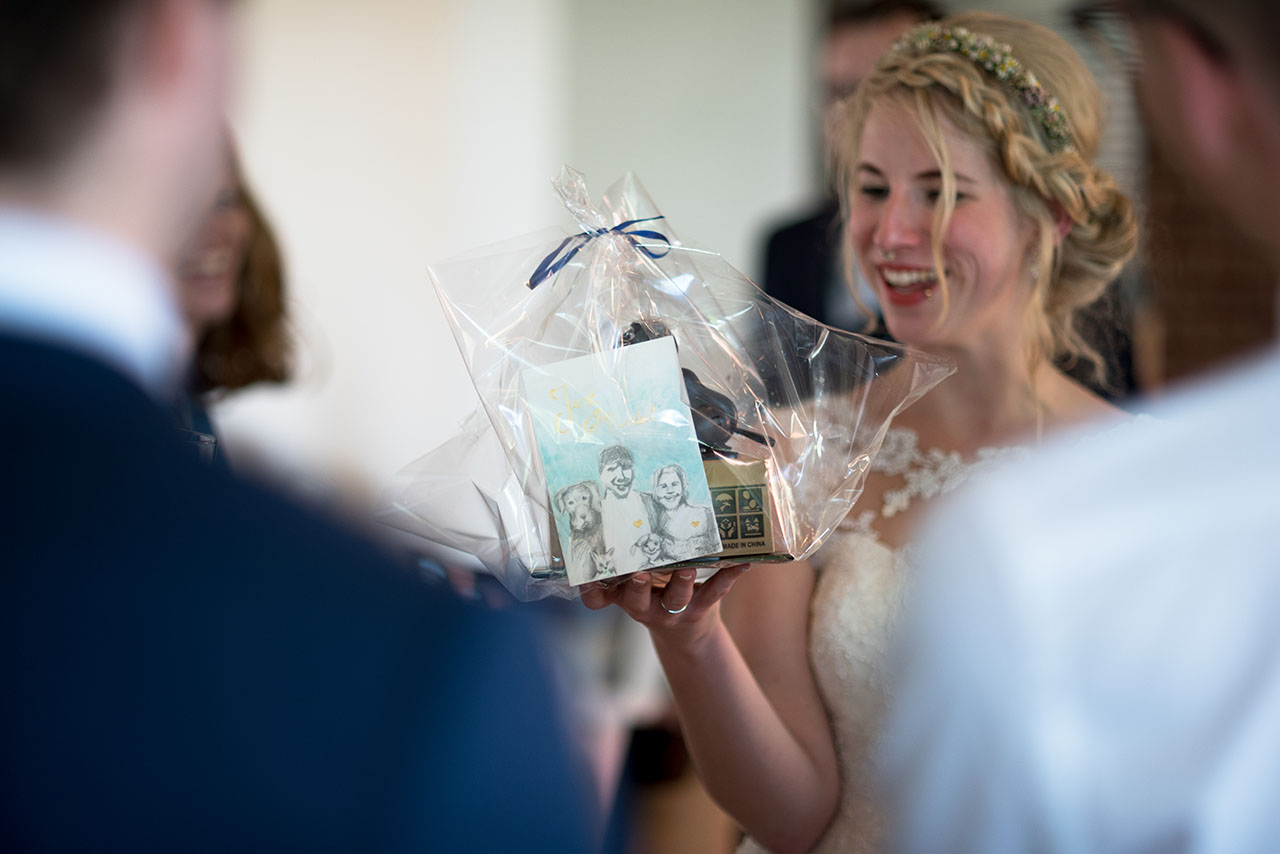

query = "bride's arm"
[581,563,838,853]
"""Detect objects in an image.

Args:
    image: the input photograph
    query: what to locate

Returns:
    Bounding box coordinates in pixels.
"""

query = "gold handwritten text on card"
[549,384,657,437]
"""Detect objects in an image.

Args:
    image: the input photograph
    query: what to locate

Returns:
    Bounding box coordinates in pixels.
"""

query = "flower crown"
[892,23,1075,153]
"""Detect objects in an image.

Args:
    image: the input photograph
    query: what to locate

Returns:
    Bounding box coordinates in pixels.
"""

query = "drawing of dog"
[555,480,605,580]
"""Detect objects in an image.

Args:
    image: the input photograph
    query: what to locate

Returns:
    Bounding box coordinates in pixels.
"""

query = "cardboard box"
[702,455,775,559]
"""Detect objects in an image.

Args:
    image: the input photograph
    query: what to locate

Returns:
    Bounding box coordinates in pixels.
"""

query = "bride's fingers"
[582,566,748,621]
[693,563,751,607]
[619,572,653,614]
[579,581,614,611]
[657,568,698,615]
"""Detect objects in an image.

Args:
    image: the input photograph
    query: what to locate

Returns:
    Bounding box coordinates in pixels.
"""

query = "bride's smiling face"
[847,99,1035,350]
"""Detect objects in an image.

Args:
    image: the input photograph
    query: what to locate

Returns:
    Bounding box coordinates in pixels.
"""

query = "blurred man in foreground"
[884,2,1280,851]
[0,2,591,851]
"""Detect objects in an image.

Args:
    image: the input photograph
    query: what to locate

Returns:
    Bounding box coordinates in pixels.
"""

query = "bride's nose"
[874,192,927,254]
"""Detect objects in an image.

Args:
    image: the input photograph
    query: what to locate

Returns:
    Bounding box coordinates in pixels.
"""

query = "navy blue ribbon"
[526,216,672,289]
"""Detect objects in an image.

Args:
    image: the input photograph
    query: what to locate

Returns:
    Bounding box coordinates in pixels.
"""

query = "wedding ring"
[661,601,690,615]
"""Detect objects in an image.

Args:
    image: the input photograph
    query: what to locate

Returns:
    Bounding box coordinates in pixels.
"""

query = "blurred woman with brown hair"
[174,137,291,455]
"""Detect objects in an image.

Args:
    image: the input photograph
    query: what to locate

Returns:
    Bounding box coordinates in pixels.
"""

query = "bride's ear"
[1051,202,1074,244]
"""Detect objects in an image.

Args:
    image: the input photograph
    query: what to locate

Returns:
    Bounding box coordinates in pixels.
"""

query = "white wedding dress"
[737,427,1030,854]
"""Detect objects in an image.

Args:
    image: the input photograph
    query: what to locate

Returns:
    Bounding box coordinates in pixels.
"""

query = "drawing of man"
[597,444,659,574]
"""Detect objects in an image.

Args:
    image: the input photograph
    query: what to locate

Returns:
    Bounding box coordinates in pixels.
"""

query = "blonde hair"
[836,11,1138,387]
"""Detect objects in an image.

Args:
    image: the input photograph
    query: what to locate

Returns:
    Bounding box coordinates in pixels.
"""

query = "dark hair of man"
[1148,0,1279,80]
[598,445,635,473]
[826,0,944,32]
[0,0,144,170]
[1073,0,1280,87]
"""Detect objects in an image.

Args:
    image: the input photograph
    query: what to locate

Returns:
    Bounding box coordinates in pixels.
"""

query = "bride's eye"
[926,189,968,204]
[858,184,888,200]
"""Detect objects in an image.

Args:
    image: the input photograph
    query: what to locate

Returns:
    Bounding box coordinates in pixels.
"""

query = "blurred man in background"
[884,2,1280,851]
[761,0,940,331]
[0,2,591,851]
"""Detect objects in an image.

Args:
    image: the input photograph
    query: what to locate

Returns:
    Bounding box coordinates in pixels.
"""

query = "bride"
[582,11,1138,852]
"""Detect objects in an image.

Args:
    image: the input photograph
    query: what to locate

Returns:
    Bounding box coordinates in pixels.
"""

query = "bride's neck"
[903,342,1045,452]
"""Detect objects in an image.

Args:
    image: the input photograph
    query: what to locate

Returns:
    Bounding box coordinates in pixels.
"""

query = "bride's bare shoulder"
[1042,368,1131,427]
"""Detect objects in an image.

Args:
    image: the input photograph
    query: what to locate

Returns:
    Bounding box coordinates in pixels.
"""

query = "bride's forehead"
[860,100,996,178]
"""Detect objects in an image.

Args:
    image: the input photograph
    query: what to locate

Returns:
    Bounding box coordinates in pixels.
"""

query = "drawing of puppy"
[555,480,604,580]
[631,532,669,566]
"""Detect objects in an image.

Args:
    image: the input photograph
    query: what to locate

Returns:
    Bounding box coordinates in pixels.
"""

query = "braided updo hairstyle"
[837,11,1138,386]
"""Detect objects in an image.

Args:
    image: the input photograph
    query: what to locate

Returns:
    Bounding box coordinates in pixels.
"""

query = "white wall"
[218,0,814,505]
[564,0,815,274]
[221,0,569,500]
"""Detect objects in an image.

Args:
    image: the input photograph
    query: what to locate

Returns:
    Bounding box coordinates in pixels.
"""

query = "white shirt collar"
[0,208,189,396]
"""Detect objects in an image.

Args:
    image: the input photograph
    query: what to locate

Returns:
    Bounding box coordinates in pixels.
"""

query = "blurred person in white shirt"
[883,2,1280,852]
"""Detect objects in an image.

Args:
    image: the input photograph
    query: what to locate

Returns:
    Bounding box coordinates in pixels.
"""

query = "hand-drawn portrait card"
[522,337,721,585]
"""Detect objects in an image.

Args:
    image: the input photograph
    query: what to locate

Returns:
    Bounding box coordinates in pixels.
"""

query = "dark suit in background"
[0,333,594,853]
[762,200,846,326]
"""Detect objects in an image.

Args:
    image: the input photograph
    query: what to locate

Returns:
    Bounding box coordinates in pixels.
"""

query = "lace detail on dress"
[794,428,1027,853]
[873,427,1032,519]
[737,421,1153,854]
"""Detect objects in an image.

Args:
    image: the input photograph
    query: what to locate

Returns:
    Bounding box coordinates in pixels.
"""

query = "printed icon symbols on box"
[703,458,773,557]
[713,482,767,549]
[714,491,737,514]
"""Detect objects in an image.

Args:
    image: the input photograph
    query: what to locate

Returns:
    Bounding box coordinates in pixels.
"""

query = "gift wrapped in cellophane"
[380,167,952,601]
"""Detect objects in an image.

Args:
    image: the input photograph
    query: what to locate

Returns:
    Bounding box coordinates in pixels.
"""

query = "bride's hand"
[579,564,750,640]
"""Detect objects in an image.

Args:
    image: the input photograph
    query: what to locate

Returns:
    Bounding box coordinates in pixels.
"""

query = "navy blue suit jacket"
[761,200,843,326]
[0,333,593,853]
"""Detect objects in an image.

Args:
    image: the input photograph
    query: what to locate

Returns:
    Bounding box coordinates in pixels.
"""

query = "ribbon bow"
[526,216,672,289]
